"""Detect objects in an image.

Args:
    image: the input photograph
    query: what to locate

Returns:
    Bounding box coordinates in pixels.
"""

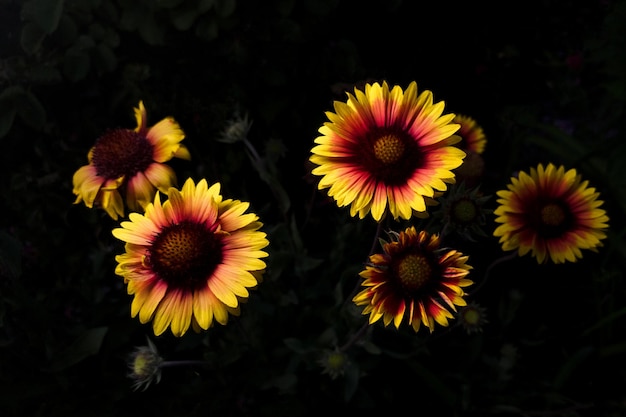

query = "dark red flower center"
[534,201,573,238]
[91,128,154,180]
[358,127,422,185]
[147,221,223,291]
[395,253,432,292]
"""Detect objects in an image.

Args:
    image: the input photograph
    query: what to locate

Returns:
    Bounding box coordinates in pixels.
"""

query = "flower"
[434,182,492,241]
[217,110,253,144]
[452,114,486,186]
[112,177,269,337]
[493,163,609,263]
[453,114,486,154]
[458,301,488,334]
[353,226,473,333]
[317,348,350,380]
[72,101,190,220]
[309,81,465,222]
[127,337,163,391]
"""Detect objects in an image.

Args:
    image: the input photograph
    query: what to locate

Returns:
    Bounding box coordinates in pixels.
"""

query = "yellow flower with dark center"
[493,163,609,263]
[309,81,466,222]
[353,226,473,333]
[112,178,269,337]
[453,114,486,154]
[73,101,190,220]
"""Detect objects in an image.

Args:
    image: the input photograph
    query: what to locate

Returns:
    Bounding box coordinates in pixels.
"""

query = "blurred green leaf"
[343,362,359,402]
[171,5,199,31]
[553,346,594,389]
[215,0,236,17]
[21,0,64,34]
[94,43,117,73]
[197,0,216,12]
[45,326,109,372]
[20,22,47,55]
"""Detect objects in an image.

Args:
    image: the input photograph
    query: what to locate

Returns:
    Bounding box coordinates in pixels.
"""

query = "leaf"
[20,22,47,55]
[171,5,199,31]
[343,362,359,402]
[215,0,236,17]
[21,0,65,34]
[45,327,109,372]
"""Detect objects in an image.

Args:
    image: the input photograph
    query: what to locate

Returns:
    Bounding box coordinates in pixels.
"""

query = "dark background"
[1,0,625,416]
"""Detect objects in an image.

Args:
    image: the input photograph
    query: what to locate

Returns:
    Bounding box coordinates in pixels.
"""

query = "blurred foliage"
[1,0,625,416]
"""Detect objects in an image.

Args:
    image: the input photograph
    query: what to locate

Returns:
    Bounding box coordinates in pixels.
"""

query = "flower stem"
[339,321,370,352]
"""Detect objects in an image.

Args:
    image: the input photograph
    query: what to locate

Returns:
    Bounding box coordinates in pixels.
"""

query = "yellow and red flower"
[353,226,473,333]
[453,114,486,154]
[112,178,269,337]
[73,101,190,220]
[309,81,465,222]
[493,163,609,263]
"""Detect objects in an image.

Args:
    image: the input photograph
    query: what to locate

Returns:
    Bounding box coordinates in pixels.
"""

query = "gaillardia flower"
[73,101,190,220]
[452,114,486,186]
[112,178,269,337]
[353,226,473,333]
[493,163,609,263]
[453,114,486,154]
[309,81,466,222]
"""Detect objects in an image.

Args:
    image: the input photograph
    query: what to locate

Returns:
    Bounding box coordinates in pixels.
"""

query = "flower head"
[453,114,486,154]
[452,114,486,186]
[112,177,269,337]
[218,110,252,144]
[127,337,163,391]
[434,182,492,241]
[73,101,191,220]
[353,226,473,333]
[317,348,350,380]
[493,163,609,263]
[309,81,465,222]
[458,301,488,334]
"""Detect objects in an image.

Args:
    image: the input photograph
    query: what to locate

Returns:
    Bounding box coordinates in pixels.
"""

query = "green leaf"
[343,362,359,402]
[171,5,199,31]
[20,22,47,55]
[197,0,216,12]
[138,15,165,45]
[215,0,236,17]
[45,326,109,372]
[21,0,65,34]
[553,346,594,389]
[93,43,117,73]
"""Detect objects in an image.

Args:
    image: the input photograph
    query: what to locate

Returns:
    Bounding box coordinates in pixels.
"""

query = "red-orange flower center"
[540,203,566,226]
[373,134,405,164]
[91,128,154,179]
[147,221,223,291]
[357,128,422,186]
[396,253,432,292]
